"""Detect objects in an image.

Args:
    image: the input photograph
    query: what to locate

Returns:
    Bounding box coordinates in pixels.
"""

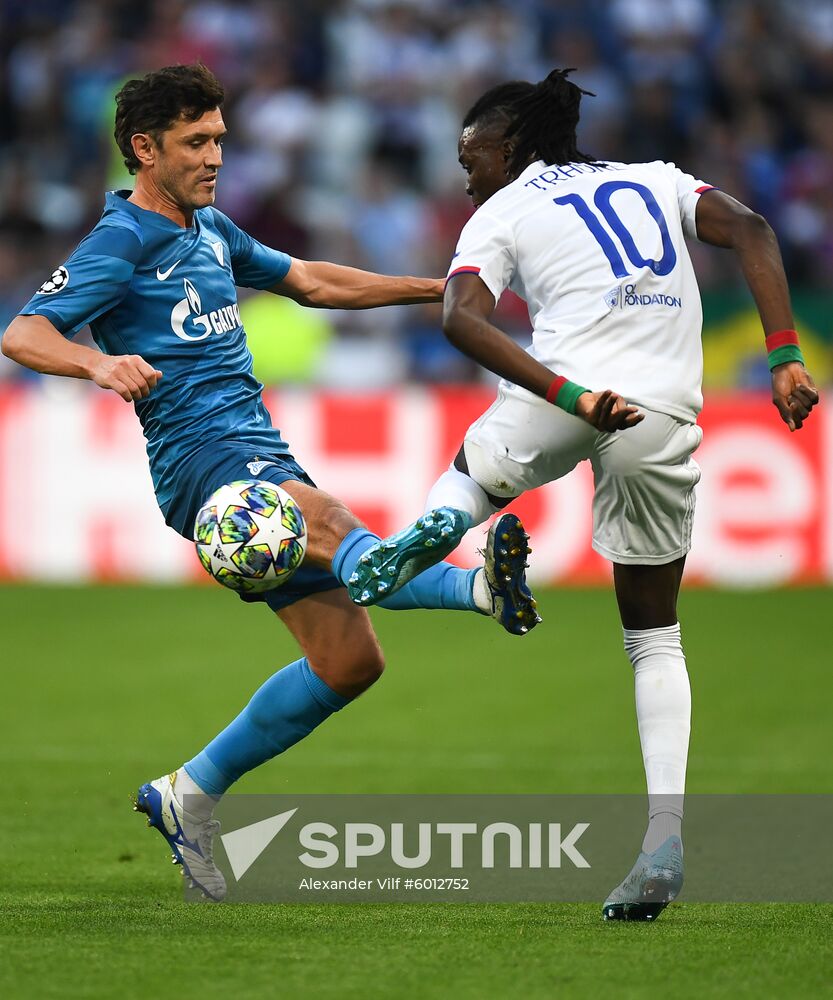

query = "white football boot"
[134,771,226,902]
[602,835,683,921]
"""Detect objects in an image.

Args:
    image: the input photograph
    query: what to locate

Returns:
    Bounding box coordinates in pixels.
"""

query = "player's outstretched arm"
[443,272,643,432]
[695,190,820,431]
[2,314,162,402]
[273,259,444,309]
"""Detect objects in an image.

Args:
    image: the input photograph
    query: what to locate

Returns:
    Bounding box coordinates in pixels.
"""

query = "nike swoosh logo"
[156,260,182,281]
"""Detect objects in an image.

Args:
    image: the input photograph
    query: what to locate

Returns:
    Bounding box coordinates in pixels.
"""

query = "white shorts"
[463,382,703,566]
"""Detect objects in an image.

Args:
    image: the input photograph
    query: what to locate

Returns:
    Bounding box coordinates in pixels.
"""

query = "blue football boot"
[347,507,468,606]
[602,835,683,922]
[483,512,541,635]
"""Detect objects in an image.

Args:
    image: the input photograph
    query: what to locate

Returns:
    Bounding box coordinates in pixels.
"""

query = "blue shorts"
[164,441,342,613]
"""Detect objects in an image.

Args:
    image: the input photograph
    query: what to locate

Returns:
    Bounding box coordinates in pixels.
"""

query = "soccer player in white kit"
[349,69,820,920]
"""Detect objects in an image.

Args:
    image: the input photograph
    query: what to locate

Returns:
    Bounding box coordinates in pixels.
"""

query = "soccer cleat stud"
[483,513,541,637]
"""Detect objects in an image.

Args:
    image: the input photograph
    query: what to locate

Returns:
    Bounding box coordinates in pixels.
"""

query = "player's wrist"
[766,330,805,371]
[77,349,102,381]
[545,375,590,415]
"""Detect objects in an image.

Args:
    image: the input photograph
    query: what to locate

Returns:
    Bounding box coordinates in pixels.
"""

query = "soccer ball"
[194,480,307,593]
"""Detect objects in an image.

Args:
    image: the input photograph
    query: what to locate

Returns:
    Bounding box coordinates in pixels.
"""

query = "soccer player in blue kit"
[1,64,539,901]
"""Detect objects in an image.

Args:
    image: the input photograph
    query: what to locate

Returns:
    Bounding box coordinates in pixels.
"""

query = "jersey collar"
[105,190,201,233]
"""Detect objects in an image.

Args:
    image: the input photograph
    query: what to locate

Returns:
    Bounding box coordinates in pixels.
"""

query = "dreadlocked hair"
[462,80,536,134]
[503,68,595,176]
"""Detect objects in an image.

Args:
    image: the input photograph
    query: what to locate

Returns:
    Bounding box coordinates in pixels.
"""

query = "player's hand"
[771,362,819,432]
[90,354,163,402]
[575,389,644,432]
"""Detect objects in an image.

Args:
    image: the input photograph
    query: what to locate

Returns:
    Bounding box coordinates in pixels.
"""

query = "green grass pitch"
[0,583,831,998]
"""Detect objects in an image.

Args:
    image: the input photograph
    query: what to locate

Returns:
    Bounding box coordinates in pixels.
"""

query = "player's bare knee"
[356,645,386,687]
[311,642,385,696]
[348,639,386,688]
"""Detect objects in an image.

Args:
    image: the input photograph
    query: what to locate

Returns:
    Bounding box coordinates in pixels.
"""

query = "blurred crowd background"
[1,0,832,387]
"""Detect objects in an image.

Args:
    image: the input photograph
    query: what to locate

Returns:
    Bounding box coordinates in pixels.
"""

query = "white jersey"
[447,159,715,421]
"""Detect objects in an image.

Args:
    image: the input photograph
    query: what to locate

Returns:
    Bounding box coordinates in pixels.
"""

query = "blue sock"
[184,658,349,795]
[331,524,478,613]
[380,562,479,611]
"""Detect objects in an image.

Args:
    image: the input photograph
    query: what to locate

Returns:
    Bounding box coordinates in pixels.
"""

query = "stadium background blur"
[0,0,831,588]
[2,0,833,384]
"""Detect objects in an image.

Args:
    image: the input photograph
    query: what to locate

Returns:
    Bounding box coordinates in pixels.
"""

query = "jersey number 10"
[554,180,677,278]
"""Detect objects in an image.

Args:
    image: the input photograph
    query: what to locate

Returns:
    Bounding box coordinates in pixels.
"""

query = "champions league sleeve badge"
[36,266,70,295]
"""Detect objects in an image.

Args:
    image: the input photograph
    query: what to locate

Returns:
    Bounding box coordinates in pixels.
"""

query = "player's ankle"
[175,766,220,821]
[641,810,683,854]
[471,568,492,614]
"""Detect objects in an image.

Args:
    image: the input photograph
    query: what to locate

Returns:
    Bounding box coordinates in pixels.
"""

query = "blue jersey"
[19,191,293,534]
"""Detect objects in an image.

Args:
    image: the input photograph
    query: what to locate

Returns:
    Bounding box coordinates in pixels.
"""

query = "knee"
[614,561,684,630]
[464,440,525,499]
[312,641,385,697]
[352,644,386,688]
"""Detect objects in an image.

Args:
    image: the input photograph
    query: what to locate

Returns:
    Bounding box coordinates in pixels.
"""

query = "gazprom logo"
[171,277,242,342]
[184,278,202,314]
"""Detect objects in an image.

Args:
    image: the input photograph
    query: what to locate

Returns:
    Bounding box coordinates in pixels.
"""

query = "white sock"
[175,767,219,822]
[425,465,495,525]
[471,568,492,613]
[623,623,690,854]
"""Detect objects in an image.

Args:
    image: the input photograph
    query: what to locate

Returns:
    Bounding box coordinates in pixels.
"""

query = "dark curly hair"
[114,63,225,174]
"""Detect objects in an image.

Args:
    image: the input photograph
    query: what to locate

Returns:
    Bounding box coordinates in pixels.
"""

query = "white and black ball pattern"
[37,266,69,295]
